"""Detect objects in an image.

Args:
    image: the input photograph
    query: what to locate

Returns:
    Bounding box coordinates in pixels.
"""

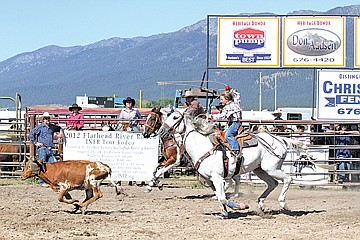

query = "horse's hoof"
[281,203,290,211]
[217,214,228,220]
[218,210,229,219]
[144,186,152,193]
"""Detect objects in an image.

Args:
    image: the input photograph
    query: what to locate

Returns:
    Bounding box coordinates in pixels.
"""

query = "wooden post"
[29,115,35,157]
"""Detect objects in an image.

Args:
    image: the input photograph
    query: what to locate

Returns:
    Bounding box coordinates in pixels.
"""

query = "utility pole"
[259,72,262,111]
[274,74,277,111]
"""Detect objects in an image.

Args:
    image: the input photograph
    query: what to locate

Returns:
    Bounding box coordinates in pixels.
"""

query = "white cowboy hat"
[41,112,51,118]
[271,110,282,116]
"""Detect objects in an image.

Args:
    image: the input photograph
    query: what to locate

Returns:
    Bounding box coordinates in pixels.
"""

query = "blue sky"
[0,0,359,61]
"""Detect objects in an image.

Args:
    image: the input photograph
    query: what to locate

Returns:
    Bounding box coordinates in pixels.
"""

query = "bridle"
[144,112,163,136]
[161,109,186,136]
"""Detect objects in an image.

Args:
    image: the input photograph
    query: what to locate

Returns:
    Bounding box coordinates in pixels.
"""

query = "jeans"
[132,125,140,132]
[225,122,240,151]
[37,146,56,184]
[337,154,351,180]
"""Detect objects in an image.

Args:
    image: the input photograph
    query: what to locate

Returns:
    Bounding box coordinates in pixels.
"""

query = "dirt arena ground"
[0,178,359,240]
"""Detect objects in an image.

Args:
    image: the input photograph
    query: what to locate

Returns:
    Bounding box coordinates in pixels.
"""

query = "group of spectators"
[28,97,142,187]
[288,121,359,183]
[263,109,360,183]
[314,123,360,182]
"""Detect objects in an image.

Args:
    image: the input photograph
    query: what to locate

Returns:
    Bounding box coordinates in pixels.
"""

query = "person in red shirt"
[66,104,84,130]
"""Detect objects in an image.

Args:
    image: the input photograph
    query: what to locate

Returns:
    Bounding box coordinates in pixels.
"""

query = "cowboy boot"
[39,158,46,172]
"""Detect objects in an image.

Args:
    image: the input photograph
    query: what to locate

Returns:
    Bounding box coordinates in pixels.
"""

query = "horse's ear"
[151,107,155,112]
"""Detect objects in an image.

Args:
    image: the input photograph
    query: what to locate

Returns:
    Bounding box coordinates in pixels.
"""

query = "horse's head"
[158,108,188,139]
[143,108,163,138]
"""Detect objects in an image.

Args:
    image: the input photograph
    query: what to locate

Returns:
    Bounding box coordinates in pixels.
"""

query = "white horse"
[158,108,306,218]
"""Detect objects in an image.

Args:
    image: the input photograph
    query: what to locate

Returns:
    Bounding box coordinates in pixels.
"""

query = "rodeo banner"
[283,16,345,67]
[217,17,280,67]
[317,69,360,120]
[63,130,159,181]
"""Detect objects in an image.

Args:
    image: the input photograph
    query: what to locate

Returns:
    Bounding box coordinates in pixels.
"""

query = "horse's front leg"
[145,156,179,192]
[210,177,229,218]
[212,176,249,219]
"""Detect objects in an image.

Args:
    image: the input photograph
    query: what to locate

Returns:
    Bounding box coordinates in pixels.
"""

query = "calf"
[21,158,127,213]
[0,143,27,173]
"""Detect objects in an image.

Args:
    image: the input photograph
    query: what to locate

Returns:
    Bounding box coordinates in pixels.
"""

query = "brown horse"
[143,107,184,192]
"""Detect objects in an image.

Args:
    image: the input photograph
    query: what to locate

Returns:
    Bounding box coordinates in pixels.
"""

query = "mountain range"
[0,5,359,110]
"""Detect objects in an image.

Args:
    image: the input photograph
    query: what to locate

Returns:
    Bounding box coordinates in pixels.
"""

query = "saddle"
[213,126,258,155]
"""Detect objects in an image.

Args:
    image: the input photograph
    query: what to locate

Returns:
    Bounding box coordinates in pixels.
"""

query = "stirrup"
[231,150,240,156]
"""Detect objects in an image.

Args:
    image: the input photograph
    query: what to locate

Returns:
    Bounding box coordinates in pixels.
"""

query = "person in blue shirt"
[335,124,352,182]
[29,112,63,186]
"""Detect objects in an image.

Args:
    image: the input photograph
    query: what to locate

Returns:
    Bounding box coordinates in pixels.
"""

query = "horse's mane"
[191,117,216,135]
[160,107,172,117]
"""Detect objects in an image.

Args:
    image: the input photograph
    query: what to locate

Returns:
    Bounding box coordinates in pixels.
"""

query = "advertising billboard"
[217,17,280,67]
[355,18,360,67]
[317,69,360,120]
[283,17,345,67]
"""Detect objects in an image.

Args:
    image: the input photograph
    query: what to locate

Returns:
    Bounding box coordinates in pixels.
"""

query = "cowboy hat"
[184,91,197,98]
[123,97,135,105]
[271,109,282,116]
[69,103,82,111]
[41,112,51,119]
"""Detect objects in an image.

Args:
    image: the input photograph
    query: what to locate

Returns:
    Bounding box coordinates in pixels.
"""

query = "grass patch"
[0,177,38,186]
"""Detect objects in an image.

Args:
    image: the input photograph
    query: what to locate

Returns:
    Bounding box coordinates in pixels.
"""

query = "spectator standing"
[118,97,143,186]
[271,110,285,132]
[295,125,311,145]
[118,97,142,131]
[29,112,63,187]
[66,104,84,130]
[335,124,352,182]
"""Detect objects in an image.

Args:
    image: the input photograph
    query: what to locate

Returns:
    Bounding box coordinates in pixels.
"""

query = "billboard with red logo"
[217,17,280,67]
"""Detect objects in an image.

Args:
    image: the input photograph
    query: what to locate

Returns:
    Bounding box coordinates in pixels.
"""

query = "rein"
[144,112,162,134]
[162,109,185,135]
[254,133,287,160]
[163,109,227,176]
